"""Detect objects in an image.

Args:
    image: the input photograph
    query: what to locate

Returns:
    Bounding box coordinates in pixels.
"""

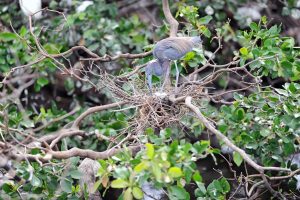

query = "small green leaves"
[134,161,148,173]
[152,162,162,181]
[31,175,42,187]
[168,185,190,200]
[261,16,267,25]
[193,140,210,154]
[37,77,49,87]
[2,183,15,194]
[199,16,213,25]
[260,129,271,137]
[124,188,133,200]
[0,32,18,42]
[60,179,72,193]
[69,170,82,179]
[219,178,230,193]
[111,179,129,188]
[132,187,144,199]
[239,47,248,56]
[200,26,211,38]
[145,143,155,159]
[35,77,50,91]
[233,151,243,167]
[283,142,295,156]
[196,177,231,199]
[250,22,258,32]
[192,171,202,182]
[235,108,245,121]
[168,167,183,178]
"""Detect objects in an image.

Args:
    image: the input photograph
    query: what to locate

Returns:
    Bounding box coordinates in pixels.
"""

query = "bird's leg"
[145,65,153,95]
[160,61,170,92]
[174,60,179,94]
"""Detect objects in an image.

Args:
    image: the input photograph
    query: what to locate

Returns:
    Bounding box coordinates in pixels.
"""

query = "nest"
[99,72,206,134]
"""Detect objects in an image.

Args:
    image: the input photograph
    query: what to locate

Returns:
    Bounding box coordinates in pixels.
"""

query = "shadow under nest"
[99,72,205,133]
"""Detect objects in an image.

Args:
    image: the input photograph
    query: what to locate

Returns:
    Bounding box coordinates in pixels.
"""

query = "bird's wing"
[161,38,193,59]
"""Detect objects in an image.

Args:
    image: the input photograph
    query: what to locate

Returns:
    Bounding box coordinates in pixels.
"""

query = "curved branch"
[116,63,147,79]
[184,96,290,173]
[162,0,179,37]
[11,145,141,161]
[72,101,128,128]
[80,51,152,62]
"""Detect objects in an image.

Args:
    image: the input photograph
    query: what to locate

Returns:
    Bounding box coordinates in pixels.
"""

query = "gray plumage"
[146,36,202,93]
[153,36,201,61]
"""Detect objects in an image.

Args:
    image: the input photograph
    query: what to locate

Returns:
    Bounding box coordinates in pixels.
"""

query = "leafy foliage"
[1,0,300,199]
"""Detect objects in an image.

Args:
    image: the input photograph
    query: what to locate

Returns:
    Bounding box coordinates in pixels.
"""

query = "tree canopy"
[1,0,300,199]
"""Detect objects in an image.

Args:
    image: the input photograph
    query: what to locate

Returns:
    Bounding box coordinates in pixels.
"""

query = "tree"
[1,0,300,199]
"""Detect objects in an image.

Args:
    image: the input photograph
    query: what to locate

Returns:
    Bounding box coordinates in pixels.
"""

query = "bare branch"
[72,101,128,128]
[80,51,152,62]
[184,96,290,173]
[10,145,141,161]
[162,0,179,37]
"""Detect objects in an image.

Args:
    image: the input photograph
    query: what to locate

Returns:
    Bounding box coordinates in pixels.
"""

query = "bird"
[145,36,202,94]
[19,0,42,19]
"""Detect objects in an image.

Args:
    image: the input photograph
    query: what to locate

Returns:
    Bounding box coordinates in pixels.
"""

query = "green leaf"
[193,140,209,154]
[2,183,14,193]
[288,83,297,94]
[124,188,133,200]
[281,60,293,68]
[274,88,288,96]
[219,178,230,193]
[269,25,278,35]
[235,108,245,121]
[260,129,271,137]
[111,179,129,188]
[92,180,101,193]
[233,151,243,167]
[145,143,154,159]
[261,16,267,25]
[37,77,49,87]
[43,43,61,54]
[250,22,258,31]
[168,185,190,200]
[200,26,211,38]
[132,187,143,199]
[0,32,18,42]
[60,179,72,193]
[239,47,248,56]
[152,162,162,181]
[283,142,295,156]
[134,161,148,173]
[20,119,34,128]
[195,182,206,197]
[168,167,183,178]
[69,170,82,179]
[184,51,195,61]
[192,171,202,182]
[199,16,213,25]
[145,128,154,135]
[281,38,295,49]
[207,181,218,198]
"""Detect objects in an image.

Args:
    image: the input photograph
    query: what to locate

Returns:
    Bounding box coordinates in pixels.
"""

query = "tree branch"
[184,96,290,173]
[80,51,152,62]
[72,101,128,128]
[162,0,179,37]
[10,145,141,161]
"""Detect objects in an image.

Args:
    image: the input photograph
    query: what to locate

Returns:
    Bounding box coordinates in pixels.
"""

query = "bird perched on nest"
[145,36,202,94]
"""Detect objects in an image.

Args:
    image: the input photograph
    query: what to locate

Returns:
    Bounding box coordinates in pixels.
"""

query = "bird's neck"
[158,59,170,65]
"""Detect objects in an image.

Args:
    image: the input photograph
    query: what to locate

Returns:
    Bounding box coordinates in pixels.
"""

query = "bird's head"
[191,36,202,47]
